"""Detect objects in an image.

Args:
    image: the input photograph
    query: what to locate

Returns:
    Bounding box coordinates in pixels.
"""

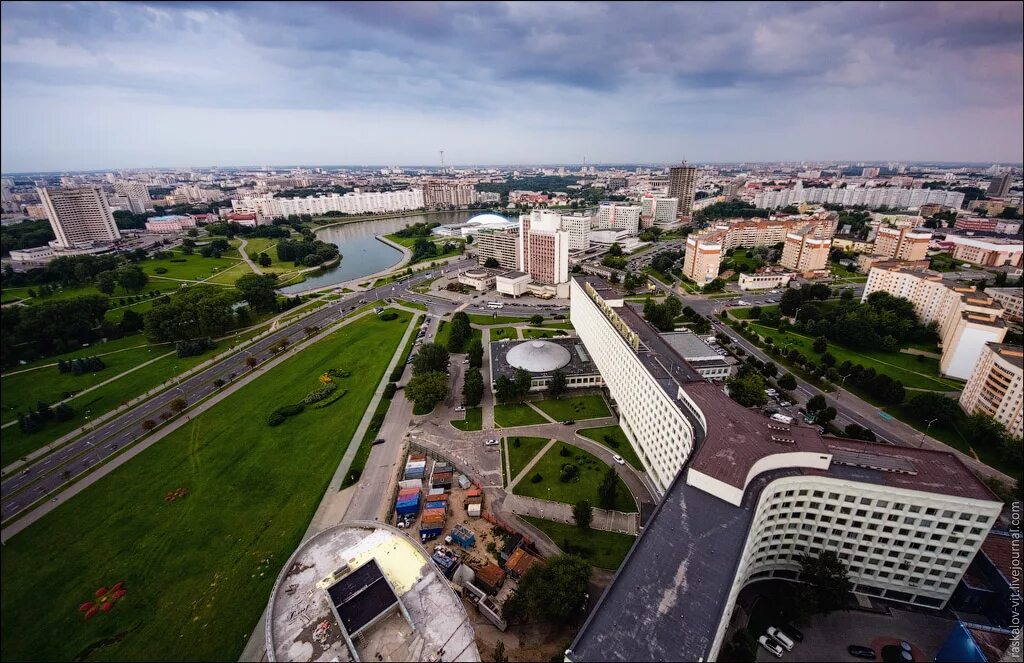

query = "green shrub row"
[312,389,347,409]
[302,382,337,404]
[267,402,305,426]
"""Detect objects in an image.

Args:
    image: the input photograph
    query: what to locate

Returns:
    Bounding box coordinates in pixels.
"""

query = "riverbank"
[311,207,497,231]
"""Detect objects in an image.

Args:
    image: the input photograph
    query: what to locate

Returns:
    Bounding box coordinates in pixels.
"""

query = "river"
[279,210,494,293]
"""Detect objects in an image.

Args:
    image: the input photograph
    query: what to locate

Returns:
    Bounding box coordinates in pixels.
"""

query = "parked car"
[758,636,784,658]
[484,439,500,446]
[612,455,625,465]
[562,419,576,425]
[372,438,386,446]
[455,405,465,411]
[778,400,792,407]
[767,627,794,651]
[847,645,876,660]
[783,624,804,642]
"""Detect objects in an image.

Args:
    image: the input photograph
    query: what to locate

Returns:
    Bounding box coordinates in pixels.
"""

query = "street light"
[918,417,939,447]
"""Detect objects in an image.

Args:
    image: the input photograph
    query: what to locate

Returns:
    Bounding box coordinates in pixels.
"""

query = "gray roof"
[661,332,721,361]
[506,340,572,373]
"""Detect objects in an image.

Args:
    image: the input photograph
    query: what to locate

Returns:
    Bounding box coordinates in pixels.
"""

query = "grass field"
[433,321,483,352]
[489,326,519,341]
[534,395,610,421]
[505,436,550,481]
[522,328,569,339]
[203,260,253,286]
[385,233,462,265]
[451,407,482,432]
[467,313,530,325]
[514,441,636,513]
[142,250,242,282]
[494,403,548,427]
[397,299,428,311]
[885,402,1013,476]
[0,313,408,662]
[0,326,271,467]
[522,516,636,570]
[577,425,642,469]
[728,304,780,320]
[746,322,961,391]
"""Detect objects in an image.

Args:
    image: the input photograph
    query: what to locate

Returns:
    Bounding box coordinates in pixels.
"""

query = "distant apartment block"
[145,214,197,233]
[862,262,1007,379]
[780,227,831,274]
[594,202,641,234]
[422,180,483,209]
[987,173,1012,197]
[953,216,1022,235]
[755,183,965,211]
[872,226,932,262]
[683,232,723,284]
[113,180,151,214]
[232,189,424,219]
[640,195,679,227]
[474,227,520,270]
[985,287,1023,323]
[945,235,1023,268]
[38,186,121,248]
[559,213,592,251]
[668,163,697,217]
[959,343,1023,439]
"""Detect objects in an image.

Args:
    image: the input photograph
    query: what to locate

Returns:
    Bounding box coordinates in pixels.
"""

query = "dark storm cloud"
[1,1,1021,170]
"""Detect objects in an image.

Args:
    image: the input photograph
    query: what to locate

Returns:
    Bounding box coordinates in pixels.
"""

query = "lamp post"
[918,418,939,447]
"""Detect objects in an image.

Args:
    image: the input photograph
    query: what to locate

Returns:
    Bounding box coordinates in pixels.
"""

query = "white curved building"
[567,274,1003,663]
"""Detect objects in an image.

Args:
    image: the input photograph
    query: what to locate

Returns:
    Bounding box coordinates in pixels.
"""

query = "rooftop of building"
[489,336,599,379]
[985,287,1024,299]
[988,342,1024,369]
[980,532,1023,597]
[660,331,723,361]
[496,269,529,280]
[266,522,478,663]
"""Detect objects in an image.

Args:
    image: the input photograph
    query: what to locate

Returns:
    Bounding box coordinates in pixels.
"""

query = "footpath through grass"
[0,313,408,662]
[505,436,550,480]
[577,425,642,469]
[522,516,636,571]
[514,441,636,513]
[534,395,610,421]
[494,403,548,427]
[451,407,482,431]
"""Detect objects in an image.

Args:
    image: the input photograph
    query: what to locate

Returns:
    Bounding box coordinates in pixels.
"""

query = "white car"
[484,439,500,446]
[455,405,465,411]
[612,455,625,465]
[758,635,784,658]
[767,627,795,651]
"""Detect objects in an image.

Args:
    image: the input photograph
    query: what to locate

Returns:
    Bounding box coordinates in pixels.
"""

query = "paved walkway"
[507,438,557,487]
[500,493,639,535]
[236,238,264,276]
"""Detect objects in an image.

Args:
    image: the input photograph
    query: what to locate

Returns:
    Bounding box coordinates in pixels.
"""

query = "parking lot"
[753,608,957,662]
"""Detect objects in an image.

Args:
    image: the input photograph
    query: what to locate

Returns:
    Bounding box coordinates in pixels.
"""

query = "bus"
[486,301,504,309]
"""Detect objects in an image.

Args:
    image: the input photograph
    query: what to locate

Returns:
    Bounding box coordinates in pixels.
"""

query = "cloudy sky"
[1,1,1022,171]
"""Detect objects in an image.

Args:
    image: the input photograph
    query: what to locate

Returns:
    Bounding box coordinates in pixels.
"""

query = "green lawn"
[203,260,255,286]
[489,326,519,341]
[240,237,280,257]
[577,425,642,470]
[385,233,463,265]
[467,313,531,325]
[746,323,961,391]
[885,403,1014,476]
[397,299,428,311]
[434,321,482,352]
[0,312,408,662]
[514,442,636,513]
[0,326,271,468]
[451,407,482,432]
[343,394,396,488]
[534,395,610,421]
[728,304,780,320]
[642,266,676,284]
[522,516,636,571]
[505,436,550,481]
[522,328,569,339]
[142,250,243,282]
[494,403,548,427]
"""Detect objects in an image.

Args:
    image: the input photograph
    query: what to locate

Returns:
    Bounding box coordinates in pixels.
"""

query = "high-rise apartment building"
[518,211,569,285]
[986,173,1012,197]
[559,213,592,251]
[683,232,723,284]
[668,163,697,217]
[754,184,965,211]
[872,226,932,261]
[959,343,1023,439]
[38,186,121,248]
[422,180,479,209]
[862,262,1007,379]
[639,195,679,227]
[232,190,424,219]
[862,167,880,178]
[474,227,520,270]
[985,287,1023,323]
[113,180,151,214]
[780,227,831,273]
[594,202,641,234]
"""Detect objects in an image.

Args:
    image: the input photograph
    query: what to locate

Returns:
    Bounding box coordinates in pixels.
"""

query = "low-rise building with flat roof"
[488,337,603,392]
[660,332,737,379]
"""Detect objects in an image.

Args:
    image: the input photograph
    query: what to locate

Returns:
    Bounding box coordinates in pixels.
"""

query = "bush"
[530,472,543,483]
[559,446,571,457]
[559,463,579,483]
[267,411,286,426]
[268,402,305,425]
[513,437,521,448]
[389,366,405,383]
[312,389,347,409]
[154,267,168,274]
[379,311,398,321]
[383,382,397,399]
[175,337,215,358]
[302,383,337,404]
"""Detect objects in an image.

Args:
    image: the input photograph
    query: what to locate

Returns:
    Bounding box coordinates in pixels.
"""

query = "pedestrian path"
[501,493,639,535]
[507,438,557,488]
[525,401,558,423]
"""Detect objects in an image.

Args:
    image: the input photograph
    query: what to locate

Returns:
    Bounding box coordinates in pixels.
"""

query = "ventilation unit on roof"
[769,435,795,444]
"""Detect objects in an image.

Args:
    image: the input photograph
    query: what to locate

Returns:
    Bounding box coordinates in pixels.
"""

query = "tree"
[817,406,837,425]
[447,311,472,352]
[965,412,1007,448]
[119,309,144,334]
[780,288,803,316]
[573,500,592,530]
[413,343,449,375]
[798,551,852,614]
[405,371,449,412]
[812,336,828,354]
[142,419,157,431]
[778,373,797,391]
[494,375,518,403]
[597,466,618,509]
[905,392,960,427]
[726,370,767,407]
[245,356,258,369]
[806,394,826,413]
[529,314,544,325]
[549,370,567,398]
[502,554,591,623]
[484,257,500,268]
[468,338,483,369]
[235,273,279,312]
[116,264,149,293]
[96,270,117,295]
[257,252,272,267]
[608,242,624,257]
[513,368,533,400]
[143,286,239,342]
[492,642,507,663]
[462,369,484,407]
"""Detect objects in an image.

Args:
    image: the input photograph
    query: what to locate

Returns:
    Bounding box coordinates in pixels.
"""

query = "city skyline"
[2,1,1023,172]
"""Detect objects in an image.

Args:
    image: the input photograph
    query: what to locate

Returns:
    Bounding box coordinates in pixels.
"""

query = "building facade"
[518,211,569,285]
[144,214,196,233]
[113,180,151,214]
[422,180,479,209]
[985,287,1023,323]
[872,226,932,261]
[559,213,592,251]
[38,186,121,248]
[959,343,1023,439]
[683,232,723,284]
[594,202,641,234]
[987,173,1012,197]
[754,184,965,211]
[474,228,520,270]
[668,163,697,217]
[640,195,679,227]
[780,228,831,273]
[953,216,1023,235]
[232,189,424,219]
[945,235,1024,268]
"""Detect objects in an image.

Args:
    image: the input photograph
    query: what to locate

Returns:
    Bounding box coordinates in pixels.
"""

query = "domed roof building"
[432,213,516,238]
[507,340,572,373]
[489,336,604,393]
[465,213,513,228]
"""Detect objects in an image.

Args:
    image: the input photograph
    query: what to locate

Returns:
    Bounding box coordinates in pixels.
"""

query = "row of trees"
[642,294,682,332]
[404,343,451,413]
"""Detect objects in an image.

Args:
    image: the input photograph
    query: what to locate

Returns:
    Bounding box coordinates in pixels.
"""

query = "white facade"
[496,271,531,297]
[738,272,793,290]
[232,189,424,219]
[640,195,679,226]
[559,213,592,251]
[114,180,152,214]
[755,184,965,211]
[959,343,1023,438]
[594,202,641,234]
[38,186,121,248]
[570,279,695,494]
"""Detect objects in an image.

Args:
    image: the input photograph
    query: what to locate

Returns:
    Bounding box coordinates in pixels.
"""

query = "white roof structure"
[506,340,572,373]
